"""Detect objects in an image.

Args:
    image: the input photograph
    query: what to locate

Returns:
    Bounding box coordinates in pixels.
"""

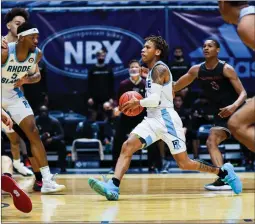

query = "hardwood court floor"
[1,173,254,223]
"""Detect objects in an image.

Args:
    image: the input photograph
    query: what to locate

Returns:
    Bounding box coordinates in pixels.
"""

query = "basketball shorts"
[131,108,186,155]
[2,94,33,134]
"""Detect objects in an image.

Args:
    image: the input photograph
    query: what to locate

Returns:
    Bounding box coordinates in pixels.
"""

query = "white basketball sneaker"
[41,174,66,194]
[13,161,34,177]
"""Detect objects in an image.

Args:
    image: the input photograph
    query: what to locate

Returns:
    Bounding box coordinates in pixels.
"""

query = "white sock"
[13,159,21,165]
[40,166,52,180]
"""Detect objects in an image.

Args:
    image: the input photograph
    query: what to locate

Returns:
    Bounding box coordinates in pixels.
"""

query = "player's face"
[141,40,161,63]
[7,16,26,37]
[203,40,219,59]
[174,49,183,57]
[24,34,39,52]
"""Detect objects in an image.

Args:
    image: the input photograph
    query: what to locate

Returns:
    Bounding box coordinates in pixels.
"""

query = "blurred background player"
[2,22,65,193]
[218,0,255,152]
[88,35,242,201]
[1,109,32,213]
[174,39,247,191]
[36,105,67,173]
[2,8,33,177]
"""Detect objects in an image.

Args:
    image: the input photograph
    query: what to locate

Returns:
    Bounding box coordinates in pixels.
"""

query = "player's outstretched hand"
[218,104,237,118]
[14,75,29,88]
[1,109,13,130]
[1,38,8,49]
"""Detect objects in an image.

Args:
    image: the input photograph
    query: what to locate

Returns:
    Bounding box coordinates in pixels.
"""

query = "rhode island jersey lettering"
[2,42,39,99]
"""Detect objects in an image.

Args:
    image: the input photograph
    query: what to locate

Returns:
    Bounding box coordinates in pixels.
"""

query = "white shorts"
[2,93,33,133]
[131,108,186,155]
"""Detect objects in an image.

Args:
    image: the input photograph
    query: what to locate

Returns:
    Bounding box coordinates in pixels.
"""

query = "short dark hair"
[174,93,183,100]
[129,59,140,67]
[206,39,220,48]
[96,49,106,57]
[174,46,183,51]
[227,1,248,6]
[17,22,38,35]
[145,35,169,60]
[4,8,29,23]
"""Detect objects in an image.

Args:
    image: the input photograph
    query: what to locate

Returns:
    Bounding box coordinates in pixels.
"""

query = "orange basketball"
[119,91,144,117]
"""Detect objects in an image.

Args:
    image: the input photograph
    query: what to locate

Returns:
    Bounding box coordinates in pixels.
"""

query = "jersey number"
[210,81,220,90]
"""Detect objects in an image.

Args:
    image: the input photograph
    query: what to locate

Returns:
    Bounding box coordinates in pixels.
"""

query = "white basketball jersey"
[1,42,39,99]
[145,60,174,117]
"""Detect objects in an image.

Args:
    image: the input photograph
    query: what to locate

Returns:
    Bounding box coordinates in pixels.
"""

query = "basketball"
[119,91,144,116]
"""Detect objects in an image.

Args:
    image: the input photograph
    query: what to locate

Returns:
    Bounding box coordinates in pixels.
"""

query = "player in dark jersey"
[218,0,255,152]
[174,39,247,191]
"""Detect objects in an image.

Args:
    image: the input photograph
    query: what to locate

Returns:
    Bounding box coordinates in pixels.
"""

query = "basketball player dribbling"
[1,22,65,193]
[218,0,255,152]
[88,35,242,201]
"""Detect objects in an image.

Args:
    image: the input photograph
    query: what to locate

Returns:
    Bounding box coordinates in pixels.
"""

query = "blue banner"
[2,8,254,94]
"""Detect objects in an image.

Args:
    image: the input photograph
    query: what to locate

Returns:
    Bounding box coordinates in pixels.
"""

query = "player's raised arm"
[173,65,200,92]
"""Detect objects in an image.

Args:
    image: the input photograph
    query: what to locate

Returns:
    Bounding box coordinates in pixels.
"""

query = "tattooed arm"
[151,64,170,85]
[14,51,43,87]
[119,64,169,112]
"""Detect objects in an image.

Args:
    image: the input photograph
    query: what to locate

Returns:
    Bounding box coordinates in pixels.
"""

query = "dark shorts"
[211,115,231,138]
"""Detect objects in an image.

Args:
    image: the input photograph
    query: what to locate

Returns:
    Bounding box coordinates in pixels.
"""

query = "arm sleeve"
[140,83,163,108]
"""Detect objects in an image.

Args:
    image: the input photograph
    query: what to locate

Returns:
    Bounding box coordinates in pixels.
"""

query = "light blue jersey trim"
[14,88,24,98]
[161,108,177,137]
[239,6,255,21]
[145,135,153,146]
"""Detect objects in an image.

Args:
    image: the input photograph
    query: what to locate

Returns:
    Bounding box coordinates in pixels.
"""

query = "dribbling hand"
[14,75,29,88]
[119,96,140,113]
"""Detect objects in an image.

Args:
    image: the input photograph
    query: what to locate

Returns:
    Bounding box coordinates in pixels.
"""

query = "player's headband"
[17,28,39,39]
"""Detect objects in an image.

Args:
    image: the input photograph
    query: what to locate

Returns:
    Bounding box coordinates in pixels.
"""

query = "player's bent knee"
[206,137,217,150]
[28,124,40,136]
[121,140,136,157]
